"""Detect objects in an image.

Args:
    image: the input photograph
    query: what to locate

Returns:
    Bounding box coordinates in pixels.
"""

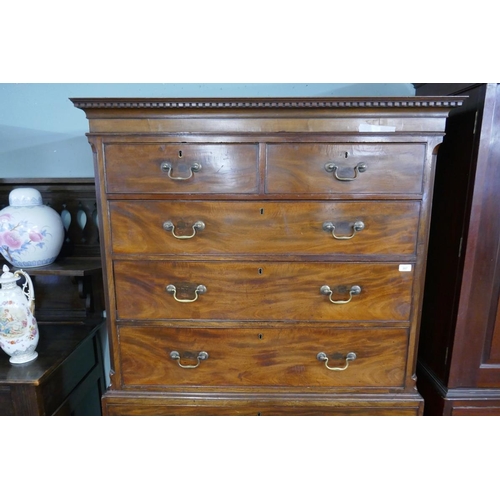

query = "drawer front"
[114,261,414,321]
[118,326,408,388]
[104,143,259,194]
[110,200,420,257]
[266,143,426,194]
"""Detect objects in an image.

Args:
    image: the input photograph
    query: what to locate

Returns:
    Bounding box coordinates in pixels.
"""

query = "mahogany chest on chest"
[72,96,463,415]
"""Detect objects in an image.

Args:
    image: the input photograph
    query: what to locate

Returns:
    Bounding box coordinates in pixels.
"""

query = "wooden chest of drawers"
[73,97,463,416]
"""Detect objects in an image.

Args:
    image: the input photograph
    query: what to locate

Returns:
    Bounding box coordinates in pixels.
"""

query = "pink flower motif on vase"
[2,231,23,249]
[0,219,50,265]
[28,230,44,242]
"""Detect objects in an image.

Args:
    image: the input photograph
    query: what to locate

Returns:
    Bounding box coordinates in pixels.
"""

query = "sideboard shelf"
[0,323,106,416]
[0,178,107,415]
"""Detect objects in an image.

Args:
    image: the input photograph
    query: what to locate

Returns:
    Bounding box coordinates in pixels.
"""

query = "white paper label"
[399,264,412,272]
[359,124,396,133]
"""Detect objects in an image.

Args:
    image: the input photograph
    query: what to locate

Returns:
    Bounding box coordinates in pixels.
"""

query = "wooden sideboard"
[0,323,105,416]
[0,179,106,415]
[415,83,500,415]
[73,97,463,416]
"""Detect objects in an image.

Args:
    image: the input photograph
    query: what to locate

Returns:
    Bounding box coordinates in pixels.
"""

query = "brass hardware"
[163,220,205,239]
[160,161,202,180]
[320,285,361,304]
[170,350,209,369]
[322,220,365,240]
[324,161,367,181]
[317,351,357,371]
[166,284,207,303]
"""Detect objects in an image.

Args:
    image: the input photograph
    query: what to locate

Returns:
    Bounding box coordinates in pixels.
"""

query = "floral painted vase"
[0,265,39,364]
[0,187,64,268]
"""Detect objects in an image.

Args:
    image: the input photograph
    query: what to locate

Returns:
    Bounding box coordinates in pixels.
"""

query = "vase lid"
[0,265,20,285]
[9,188,43,207]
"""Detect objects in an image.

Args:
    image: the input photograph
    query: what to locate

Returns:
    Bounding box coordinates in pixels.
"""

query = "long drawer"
[266,143,426,194]
[104,143,259,194]
[109,200,420,257]
[113,261,414,322]
[118,326,408,388]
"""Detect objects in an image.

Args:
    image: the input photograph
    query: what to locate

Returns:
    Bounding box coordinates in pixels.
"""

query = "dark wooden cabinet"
[0,179,106,415]
[0,323,105,416]
[416,83,500,415]
[73,97,462,416]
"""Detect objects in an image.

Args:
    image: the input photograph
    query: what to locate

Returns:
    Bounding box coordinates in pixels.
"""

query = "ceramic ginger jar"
[0,187,64,267]
[0,265,39,364]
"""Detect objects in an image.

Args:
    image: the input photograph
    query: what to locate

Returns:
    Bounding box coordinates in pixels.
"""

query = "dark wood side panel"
[0,387,14,416]
[417,86,485,384]
[450,83,500,387]
[416,83,500,414]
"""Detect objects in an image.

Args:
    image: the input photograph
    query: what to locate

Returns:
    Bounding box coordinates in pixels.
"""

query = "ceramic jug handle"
[14,270,35,314]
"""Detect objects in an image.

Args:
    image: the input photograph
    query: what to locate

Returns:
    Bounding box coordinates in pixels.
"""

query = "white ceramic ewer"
[0,265,39,364]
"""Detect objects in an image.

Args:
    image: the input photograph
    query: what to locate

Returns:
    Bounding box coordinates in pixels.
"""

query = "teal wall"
[0,83,415,179]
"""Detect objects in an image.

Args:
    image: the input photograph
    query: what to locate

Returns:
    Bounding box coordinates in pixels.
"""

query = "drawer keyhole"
[260,208,264,215]
[258,333,263,339]
[178,150,183,158]
[258,268,263,275]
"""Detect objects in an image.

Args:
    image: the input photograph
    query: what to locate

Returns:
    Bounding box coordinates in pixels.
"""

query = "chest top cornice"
[71,97,466,136]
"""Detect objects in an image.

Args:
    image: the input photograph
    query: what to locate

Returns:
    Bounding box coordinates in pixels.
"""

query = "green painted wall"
[0,83,415,179]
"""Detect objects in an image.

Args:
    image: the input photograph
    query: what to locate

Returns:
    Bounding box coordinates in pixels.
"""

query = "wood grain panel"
[104,401,419,416]
[113,261,414,322]
[266,143,425,194]
[104,143,259,194]
[118,326,408,388]
[109,200,420,257]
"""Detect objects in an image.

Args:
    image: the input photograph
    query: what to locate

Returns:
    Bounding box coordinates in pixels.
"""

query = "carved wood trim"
[70,97,466,110]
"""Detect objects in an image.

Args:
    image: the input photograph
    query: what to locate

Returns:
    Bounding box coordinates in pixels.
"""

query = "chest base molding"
[102,391,424,416]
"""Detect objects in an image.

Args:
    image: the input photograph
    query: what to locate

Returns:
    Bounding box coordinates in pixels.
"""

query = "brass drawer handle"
[170,350,209,369]
[163,220,205,239]
[323,221,365,240]
[317,351,357,371]
[324,162,367,181]
[320,285,361,304]
[166,284,207,303]
[160,161,202,180]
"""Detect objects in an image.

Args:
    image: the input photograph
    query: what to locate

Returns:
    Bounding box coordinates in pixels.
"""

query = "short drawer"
[109,200,420,257]
[103,143,259,194]
[118,326,408,389]
[266,143,426,194]
[114,261,414,322]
